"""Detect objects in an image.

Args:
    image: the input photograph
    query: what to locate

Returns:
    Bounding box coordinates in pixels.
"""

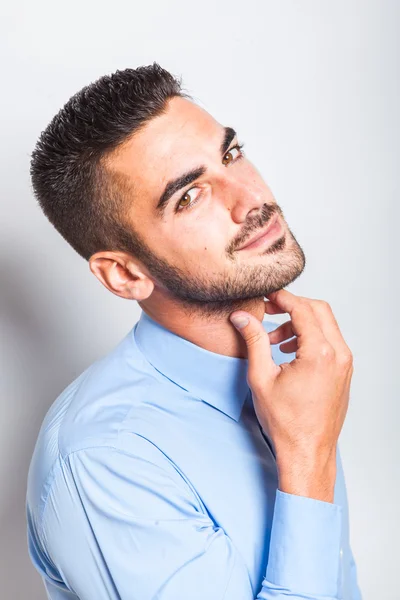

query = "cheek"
[168,218,227,265]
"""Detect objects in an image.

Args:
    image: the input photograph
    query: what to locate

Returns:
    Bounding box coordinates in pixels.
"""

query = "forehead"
[106,96,223,200]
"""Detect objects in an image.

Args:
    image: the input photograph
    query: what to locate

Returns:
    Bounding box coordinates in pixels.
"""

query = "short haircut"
[30,62,192,261]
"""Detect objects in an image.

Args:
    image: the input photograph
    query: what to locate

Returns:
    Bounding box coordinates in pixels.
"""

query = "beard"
[120,205,306,318]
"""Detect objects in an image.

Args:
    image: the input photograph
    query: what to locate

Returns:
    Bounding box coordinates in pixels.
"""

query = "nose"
[226,177,266,223]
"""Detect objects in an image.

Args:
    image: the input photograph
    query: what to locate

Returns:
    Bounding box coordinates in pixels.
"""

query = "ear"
[89,252,154,300]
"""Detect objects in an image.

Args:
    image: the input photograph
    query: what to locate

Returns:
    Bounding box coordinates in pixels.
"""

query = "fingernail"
[230,314,249,329]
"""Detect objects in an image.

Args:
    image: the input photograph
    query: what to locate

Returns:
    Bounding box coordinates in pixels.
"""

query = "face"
[105,96,306,315]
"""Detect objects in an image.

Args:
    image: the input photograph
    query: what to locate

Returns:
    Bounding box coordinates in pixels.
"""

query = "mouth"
[237,214,283,251]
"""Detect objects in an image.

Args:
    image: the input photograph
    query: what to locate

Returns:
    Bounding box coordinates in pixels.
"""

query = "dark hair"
[30,62,192,261]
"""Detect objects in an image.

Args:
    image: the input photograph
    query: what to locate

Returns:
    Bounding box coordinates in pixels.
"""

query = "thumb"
[229,311,276,384]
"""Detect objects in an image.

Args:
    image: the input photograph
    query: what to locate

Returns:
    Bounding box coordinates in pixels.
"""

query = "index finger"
[267,289,327,357]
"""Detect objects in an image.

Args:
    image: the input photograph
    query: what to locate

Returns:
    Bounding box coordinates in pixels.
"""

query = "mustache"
[235,205,280,249]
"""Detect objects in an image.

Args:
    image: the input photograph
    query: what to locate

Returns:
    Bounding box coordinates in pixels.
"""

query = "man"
[26,63,363,599]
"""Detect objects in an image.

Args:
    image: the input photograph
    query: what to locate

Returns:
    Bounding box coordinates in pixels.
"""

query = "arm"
[334,443,364,599]
[228,290,357,598]
[40,435,344,599]
[264,447,343,598]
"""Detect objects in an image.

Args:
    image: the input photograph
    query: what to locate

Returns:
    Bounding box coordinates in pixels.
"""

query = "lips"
[237,214,279,250]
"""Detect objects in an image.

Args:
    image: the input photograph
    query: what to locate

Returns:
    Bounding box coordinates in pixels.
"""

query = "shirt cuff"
[265,489,343,597]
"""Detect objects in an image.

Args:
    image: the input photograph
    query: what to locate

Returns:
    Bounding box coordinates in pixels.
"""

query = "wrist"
[276,447,337,503]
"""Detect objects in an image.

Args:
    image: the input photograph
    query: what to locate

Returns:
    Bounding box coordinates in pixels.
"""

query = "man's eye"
[175,142,245,213]
[222,143,245,166]
[176,188,203,212]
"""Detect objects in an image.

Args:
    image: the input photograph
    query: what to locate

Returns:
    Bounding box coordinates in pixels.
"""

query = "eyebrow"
[155,126,237,218]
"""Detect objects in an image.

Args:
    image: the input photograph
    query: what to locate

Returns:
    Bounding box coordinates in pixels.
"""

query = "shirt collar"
[132,310,272,422]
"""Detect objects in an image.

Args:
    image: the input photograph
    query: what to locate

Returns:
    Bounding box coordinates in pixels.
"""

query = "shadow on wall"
[0,255,87,600]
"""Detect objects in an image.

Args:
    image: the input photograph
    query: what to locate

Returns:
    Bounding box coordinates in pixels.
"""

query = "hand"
[229,289,354,462]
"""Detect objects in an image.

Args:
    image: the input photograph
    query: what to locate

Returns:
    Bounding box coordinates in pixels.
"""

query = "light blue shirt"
[26,310,363,599]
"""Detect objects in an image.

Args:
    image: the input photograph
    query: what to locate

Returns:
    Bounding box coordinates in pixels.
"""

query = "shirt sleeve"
[264,489,343,597]
[334,443,363,599]
[41,434,344,600]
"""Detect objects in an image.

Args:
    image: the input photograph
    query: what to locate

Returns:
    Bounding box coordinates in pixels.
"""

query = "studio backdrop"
[0,1,398,599]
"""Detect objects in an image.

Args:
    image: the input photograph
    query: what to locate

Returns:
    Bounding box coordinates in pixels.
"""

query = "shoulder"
[56,329,158,457]
[27,327,162,515]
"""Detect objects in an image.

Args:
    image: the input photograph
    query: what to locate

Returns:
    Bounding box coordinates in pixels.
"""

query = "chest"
[137,396,280,587]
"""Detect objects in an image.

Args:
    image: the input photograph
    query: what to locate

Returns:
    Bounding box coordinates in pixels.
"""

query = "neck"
[138,293,266,359]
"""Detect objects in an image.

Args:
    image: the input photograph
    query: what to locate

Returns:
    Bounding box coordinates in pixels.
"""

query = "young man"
[26,63,362,599]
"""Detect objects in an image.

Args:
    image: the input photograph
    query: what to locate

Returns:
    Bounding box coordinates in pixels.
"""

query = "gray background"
[1,1,398,598]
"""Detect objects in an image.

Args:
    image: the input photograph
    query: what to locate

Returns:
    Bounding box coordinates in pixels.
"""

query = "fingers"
[267,290,352,361]
[266,289,326,357]
[229,312,280,386]
[279,338,298,353]
[267,320,298,354]
[267,320,295,344]
[307,300,352,359]
[264,299,286,315]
